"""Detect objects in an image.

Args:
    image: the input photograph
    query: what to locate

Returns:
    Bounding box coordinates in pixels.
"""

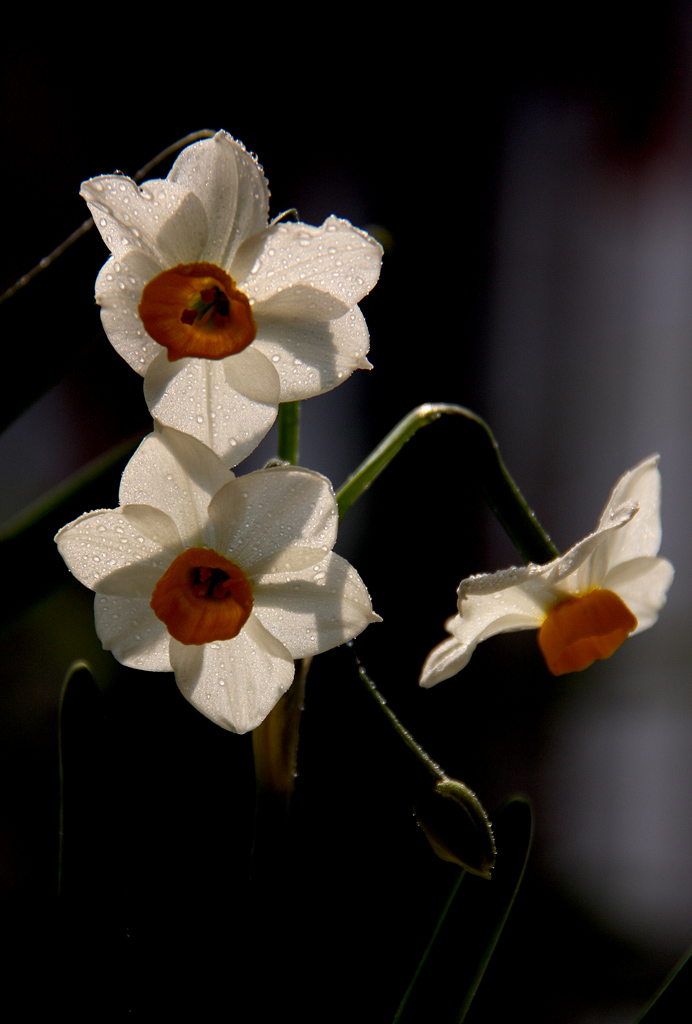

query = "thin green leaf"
[57,662,130,1010]
[635,941,692,1021]
[58,661,108,897]
[392,868,466,1024]
[0,431,143,543]
[393,796,533,1024]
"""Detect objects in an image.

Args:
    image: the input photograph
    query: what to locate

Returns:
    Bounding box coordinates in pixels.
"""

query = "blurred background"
[3,8,692,1020]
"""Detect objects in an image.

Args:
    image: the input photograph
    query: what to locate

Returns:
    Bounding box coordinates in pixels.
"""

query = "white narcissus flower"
[55,425,380,733]
[81,131,383,465]
[420,456,674,687]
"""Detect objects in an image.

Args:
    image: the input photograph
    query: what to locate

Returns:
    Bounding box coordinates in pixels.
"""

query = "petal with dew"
[437,584,546,682]
[119,425,233,547]
[55,505,181,593]
[82,175,207,266]
[222,344,281,404]
[539,502,637,595]
[209,467,338,573]
[597,456,663,567]
[168,131,269,268]
[420,629,474,688]
[94,594,172,671]
[94,251,163,375]
[252,283,350,322]
[233,216,382,308]
[170,614,295,733]
[144,353,278,466]
[252,552,380,658]
[252,306,371,402]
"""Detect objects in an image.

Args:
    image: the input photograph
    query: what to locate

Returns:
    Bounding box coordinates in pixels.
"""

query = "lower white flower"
[420,455,674,687]
[55,425,380,732]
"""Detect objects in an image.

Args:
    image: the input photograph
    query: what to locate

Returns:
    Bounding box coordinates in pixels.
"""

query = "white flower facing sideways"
[420,456,674,687]
[55,425,380,733]
[81,131,383,465]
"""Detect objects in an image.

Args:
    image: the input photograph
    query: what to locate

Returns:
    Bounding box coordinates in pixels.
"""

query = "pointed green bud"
[414,776,496,879]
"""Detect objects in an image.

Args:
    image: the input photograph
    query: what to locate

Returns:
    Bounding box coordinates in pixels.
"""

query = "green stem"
[355,653,444,782]
[355,650,495,878]
[336,403,558,565]
[277,401,301,465]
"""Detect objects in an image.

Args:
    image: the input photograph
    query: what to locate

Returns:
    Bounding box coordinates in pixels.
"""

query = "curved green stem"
[336,403,559,565]
[354,651,495,878]
[355,653,444,782]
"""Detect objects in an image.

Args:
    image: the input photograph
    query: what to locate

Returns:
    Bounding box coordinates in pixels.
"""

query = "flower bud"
[414,776,496,878]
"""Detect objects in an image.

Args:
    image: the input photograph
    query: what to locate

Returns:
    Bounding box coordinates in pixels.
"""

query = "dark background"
[2,9,692,1020]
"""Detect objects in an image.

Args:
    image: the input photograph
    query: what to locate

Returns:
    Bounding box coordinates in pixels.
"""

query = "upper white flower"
[82,131,383,465]
[55,425,380,733]
[420,456,674,687]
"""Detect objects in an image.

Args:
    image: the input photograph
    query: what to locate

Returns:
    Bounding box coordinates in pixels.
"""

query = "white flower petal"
[144,353,278,466]
[119,425,233,546]
[542,502,638,594]
[208,467,338,572]
[458,579,546,643]
[420,631,475,688]
[252,306,371,401]
[94,594,171,671]
[170,614,295,733]
[597,455,663,565]
[421,597,545,688]
[252,284,349,322]
[167,131,269,267]
[222,345,282,404]
[233,216,383,308]
[252,551,380,658]
[55,506,181,592]
[604,556,675,633]
[82,175,207,265]
[458,562,550,600]
[94,251,163,375]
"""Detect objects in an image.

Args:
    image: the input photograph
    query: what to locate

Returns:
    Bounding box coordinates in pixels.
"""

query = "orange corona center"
[138,262,256,361]
[150,548,253,646]
[538,589,637,676]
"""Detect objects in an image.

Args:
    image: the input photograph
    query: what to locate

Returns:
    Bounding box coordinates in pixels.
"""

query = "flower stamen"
[538,589,637,676]
[139,262,256,361]
[151,547,253,645]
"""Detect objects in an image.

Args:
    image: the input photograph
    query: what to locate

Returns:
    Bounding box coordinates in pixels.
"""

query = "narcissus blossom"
[55,425,379,733]
[420,456,673,687]
[82,131,383,464]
